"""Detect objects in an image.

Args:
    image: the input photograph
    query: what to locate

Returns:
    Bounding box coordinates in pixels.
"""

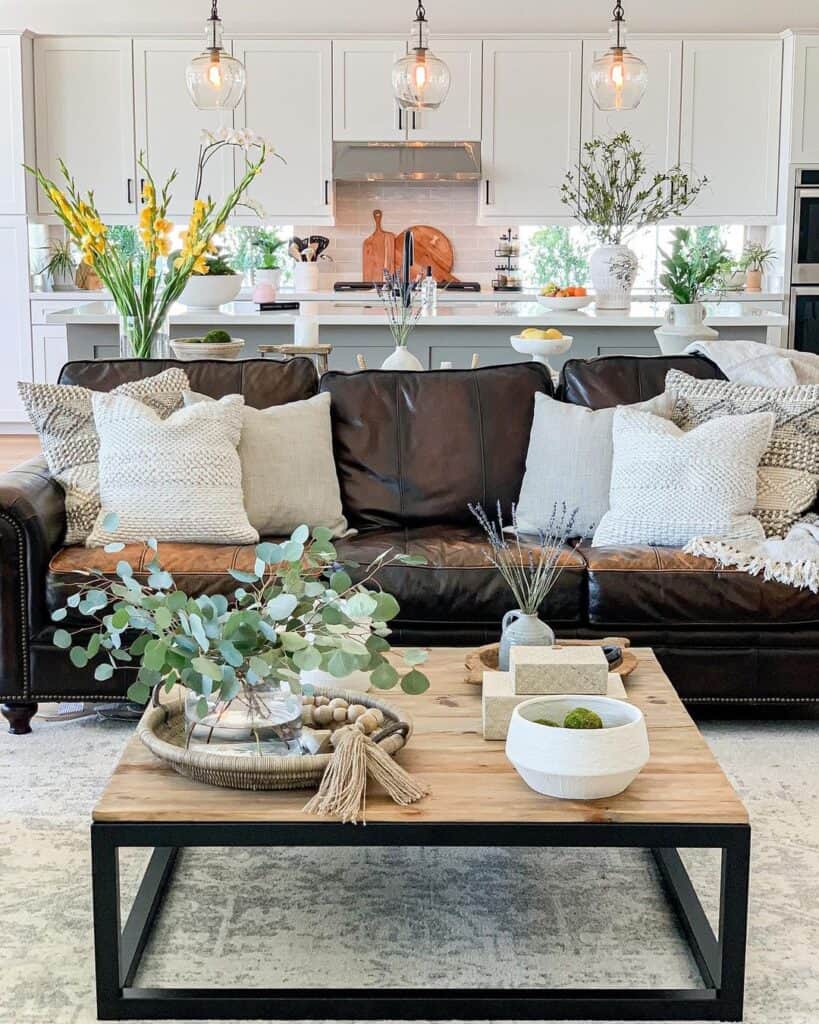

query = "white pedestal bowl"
[505,695,650,800]
[510,335,573,376]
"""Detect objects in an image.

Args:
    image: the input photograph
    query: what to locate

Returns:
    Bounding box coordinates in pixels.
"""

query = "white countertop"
[49,299,789,329]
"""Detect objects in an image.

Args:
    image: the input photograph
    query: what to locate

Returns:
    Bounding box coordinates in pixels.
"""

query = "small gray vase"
[498,609,555,671]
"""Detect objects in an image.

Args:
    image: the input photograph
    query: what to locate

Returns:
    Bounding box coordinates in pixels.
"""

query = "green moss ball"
[534,718,560,728]
[563,707,604,730]
[202,329,232,345]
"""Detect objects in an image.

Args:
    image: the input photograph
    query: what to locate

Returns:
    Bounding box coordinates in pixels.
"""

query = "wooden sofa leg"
[1,702,38,735]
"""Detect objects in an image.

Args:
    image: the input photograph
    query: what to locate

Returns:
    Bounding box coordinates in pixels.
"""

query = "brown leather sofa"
[2,353,816,734]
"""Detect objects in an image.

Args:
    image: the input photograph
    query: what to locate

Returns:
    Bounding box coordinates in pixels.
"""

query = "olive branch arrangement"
[50,521,430,717]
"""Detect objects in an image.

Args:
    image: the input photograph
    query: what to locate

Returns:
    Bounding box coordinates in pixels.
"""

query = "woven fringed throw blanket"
[687,515,819,594]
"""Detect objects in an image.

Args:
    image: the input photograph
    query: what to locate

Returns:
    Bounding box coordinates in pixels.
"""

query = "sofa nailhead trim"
[0,511,30,701]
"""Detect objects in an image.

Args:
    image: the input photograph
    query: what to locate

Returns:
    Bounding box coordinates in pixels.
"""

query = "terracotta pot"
[745,268,763,292]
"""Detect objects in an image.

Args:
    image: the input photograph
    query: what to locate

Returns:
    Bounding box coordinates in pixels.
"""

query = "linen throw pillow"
[86,392,258,547]
[666,370,819,537]
[592,408,775,548]
[184,391,349,538]
[515,392,670,539]
[18,369,189,544]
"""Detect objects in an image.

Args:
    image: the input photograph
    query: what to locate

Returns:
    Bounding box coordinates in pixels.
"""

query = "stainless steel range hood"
[333,141,481,183]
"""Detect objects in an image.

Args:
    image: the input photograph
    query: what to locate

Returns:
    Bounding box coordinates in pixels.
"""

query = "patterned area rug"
[0,714,817,1024]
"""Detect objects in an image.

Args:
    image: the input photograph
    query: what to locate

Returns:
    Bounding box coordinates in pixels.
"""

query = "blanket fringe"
[685,537,819,594]
[302,727,430,825]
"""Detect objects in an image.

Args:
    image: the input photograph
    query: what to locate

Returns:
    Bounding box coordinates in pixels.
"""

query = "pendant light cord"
[612,0,624,50]
[210,0,220,21]
[415,1,427,51]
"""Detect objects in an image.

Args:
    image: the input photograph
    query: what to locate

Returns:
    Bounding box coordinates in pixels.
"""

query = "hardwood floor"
[0,435,40,473]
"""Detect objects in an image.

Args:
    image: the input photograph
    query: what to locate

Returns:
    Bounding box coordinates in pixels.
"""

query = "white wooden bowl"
[505,695,649,800]
[170,338,245,361]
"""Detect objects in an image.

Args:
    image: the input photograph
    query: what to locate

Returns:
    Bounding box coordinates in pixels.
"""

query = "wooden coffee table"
[92,648,750,1022]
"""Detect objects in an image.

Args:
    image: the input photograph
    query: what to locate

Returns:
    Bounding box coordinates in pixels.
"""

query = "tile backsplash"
[296,181,501,285]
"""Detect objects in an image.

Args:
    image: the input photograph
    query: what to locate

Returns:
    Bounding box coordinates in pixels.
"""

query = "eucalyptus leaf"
[345,593,377,618]
[249,655,271,678]
[256,542,283,564]
[218,640,244,667]
[53,629,72,650]
[292,645,322,672]
[102,512,120,533]
[116,560,133,579]
[373,592,400,622]
[51,608,67,622]
[281,540,304,563]
[291,524,310,544]
[104,542,125,554]
[400,669,430,695]
[370,661,399,690]
[69,647,88,669]
[403,648,428,666]
[94,662,114,681]
[154,607,172,630]
[267,593,299,621]
[229,569,259,584]
[327,649,358,678]
[192,657,223,682]
[127,681,151,705]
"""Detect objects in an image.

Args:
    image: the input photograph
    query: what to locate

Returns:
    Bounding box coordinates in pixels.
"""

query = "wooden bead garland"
[301,694,387,747]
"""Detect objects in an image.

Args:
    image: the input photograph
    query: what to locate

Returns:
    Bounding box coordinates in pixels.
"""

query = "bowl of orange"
[537,284,592,311]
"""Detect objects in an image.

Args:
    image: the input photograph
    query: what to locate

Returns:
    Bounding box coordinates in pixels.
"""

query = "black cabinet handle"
[127,178,134,205]
[324,179,330,205]
[485,179,491,205]
[140,178,146,203]
[397,107,403,132]
[411,110,417,130]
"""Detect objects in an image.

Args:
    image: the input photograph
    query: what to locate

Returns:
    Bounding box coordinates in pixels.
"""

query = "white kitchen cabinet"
[134,39,234,216]
[787,33,819,163]
[0,218,33,423]
[481,38,582,223]
[679,39,782,222]
[0,35,36,216]
[581,37,682,175]
[333,39,407,141]
[407,39,482,141]
[235,39,333,223]
[32,325,68,385]
[34,37,136,218]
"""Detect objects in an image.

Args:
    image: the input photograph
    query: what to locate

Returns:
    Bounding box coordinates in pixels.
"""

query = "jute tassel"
[303,727,429,824]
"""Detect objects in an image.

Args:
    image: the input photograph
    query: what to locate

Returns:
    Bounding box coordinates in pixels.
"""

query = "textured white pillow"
[515,392,670,538]
[592,408,775,548]
[87,392,258,547]
[17,369,189,544]
[184,391,349,538]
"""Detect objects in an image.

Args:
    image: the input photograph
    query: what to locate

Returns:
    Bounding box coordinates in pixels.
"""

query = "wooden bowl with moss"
[170,331,245,361]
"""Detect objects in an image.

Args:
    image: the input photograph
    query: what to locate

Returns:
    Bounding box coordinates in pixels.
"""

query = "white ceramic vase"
[506,695,650,800]
[498,610,555,671]
[590,244,639,309]
[255,268,282,289]
[381,346,424,371]
[654,302,719,356]
[293,262,320,291]
[299,667,371,694]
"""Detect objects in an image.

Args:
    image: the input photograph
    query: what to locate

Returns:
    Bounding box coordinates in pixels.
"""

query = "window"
[520,224,747,293]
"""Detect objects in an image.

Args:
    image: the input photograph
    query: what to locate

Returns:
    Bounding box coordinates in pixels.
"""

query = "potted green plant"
[179,248,244,309]
[170,329,246,361]
[739,241,776,293]
[50,521,429,764]
[655,227,732,354]
[560,132,707,309]
[39,238,78,291]
[252,229,287,290]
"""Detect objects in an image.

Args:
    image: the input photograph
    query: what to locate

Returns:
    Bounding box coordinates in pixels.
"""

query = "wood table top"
[93,648,748,826]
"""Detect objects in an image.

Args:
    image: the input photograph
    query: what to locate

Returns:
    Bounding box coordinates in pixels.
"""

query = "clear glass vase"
[184,679,304,758]
[119,315,170,359]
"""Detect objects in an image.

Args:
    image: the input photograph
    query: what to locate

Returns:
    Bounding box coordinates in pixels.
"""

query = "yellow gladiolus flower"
[192,256,209,274]
[154,218,173,235]
[156,237,172,257]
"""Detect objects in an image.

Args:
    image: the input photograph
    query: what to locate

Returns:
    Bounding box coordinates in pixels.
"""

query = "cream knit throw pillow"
[592,408,775,548]
[86,392,258,547]
[666,370,819,538]
[184,391,349,538]
[18,369,189,544]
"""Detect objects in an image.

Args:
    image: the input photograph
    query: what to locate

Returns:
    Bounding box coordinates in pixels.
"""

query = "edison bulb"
[392,49,450,110]
[589,47,647,111]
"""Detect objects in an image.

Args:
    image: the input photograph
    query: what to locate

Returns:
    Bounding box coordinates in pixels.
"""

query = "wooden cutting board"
[394,225,458,283]
[362,210,395,282]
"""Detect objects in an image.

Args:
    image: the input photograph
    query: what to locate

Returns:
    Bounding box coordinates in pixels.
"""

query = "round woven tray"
[138,686,412,791]
[464,637,638,685]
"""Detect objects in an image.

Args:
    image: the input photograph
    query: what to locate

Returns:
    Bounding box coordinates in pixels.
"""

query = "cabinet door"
[790,34,819,163]
[581,38,681,174]
[0,218,33,422]
[236,40,333,223]
[333,39,406,141]
[32,325,69,385]
[0,36,28,215]
[34,37,136,217]
[482,39,582,222]
[680,39,782,221]
[134,39,234,217]
[408,39,482,141]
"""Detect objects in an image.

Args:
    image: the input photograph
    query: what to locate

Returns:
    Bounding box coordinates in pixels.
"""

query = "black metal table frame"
[92,820,750,1022]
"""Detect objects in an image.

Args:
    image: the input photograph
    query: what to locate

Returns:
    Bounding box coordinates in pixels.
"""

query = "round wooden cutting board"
[394,225,458,283]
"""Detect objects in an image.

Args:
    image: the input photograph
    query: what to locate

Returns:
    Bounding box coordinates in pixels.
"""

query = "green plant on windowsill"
[38,239,78,289]
[658,227,733,306]
[739,241,776,273]
[252,230,287,270]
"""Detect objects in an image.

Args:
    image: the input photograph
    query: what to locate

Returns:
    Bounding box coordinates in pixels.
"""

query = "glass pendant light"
[186,0,246,112]
[589,0,648,111]
[392,2,451,111]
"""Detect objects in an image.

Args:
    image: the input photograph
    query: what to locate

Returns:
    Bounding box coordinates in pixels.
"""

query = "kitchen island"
[50,299,788,373]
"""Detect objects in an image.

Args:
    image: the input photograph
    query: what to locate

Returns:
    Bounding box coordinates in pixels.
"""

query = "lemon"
[544,328,564,339]
[521,327,547,339]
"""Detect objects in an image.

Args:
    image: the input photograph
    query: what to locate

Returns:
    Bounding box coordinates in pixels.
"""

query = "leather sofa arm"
[0,456,66,702]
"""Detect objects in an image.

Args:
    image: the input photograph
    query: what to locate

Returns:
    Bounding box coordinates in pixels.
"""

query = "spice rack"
[492,228,522,291]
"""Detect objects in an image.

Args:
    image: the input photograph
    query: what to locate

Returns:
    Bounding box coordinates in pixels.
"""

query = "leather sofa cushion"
[58,358,318,409]
[559,354,725,410]
[586,546,819,627]
[46,526,586,628]
[321,364,553,529]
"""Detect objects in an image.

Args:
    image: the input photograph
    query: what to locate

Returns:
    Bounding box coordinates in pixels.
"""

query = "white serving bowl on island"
[179,273,243,309]
[537,295,592,311]
[505,695,650,800]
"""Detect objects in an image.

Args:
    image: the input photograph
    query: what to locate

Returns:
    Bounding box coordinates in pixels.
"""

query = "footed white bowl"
[180,274,243,309]
[537,295,592,311]
[506,695,649,800]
